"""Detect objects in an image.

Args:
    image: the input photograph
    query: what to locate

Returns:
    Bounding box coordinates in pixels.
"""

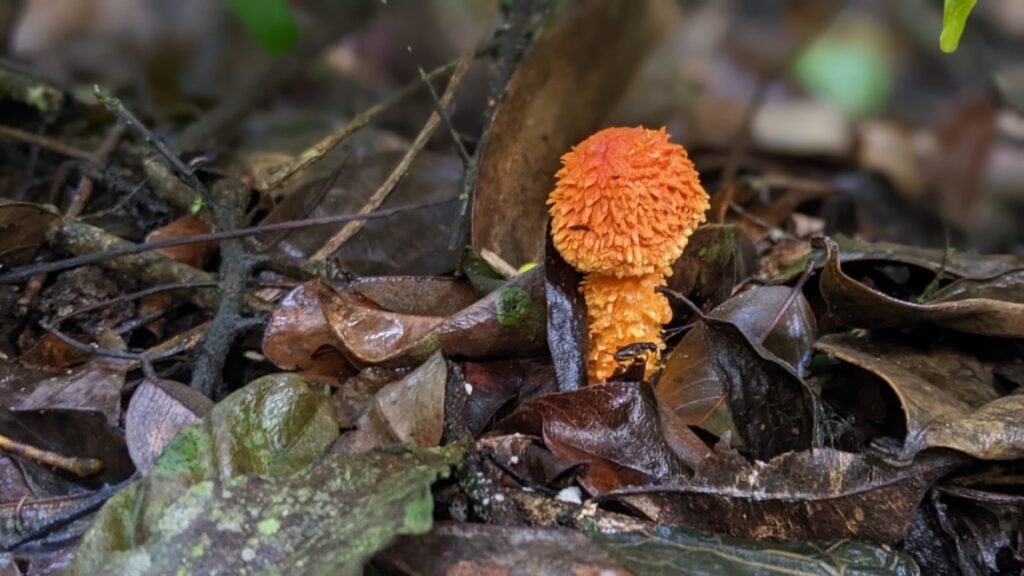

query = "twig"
[190,180,251,398]
[419,65,472,166]
[258,61,463,192]
[309,52,475,260]
[94,87,211,205]
[56,281,220,322]
[0,433,102,477]
[0,125,92,161]
[657,287,708,321]
[0,199,453,284]
[16,122,126,317]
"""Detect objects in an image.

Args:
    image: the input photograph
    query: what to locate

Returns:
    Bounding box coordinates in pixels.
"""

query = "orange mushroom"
[547,126,709,383]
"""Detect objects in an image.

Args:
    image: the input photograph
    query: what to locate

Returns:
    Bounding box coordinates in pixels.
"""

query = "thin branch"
[419,65,472,166]
[0,198,453,284]
[94,87,211,204]
[258,60,462,191]
[0,125,92,161]
[309,52,475,261]
[0,433,102,477]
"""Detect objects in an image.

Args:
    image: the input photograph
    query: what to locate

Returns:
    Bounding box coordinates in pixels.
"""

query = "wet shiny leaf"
[657,286,817,448]
[495,381,687,494]
[320,267,546,368]
[544,233,586,392]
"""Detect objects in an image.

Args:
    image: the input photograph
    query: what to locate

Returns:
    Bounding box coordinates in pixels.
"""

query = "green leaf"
[66,373,340,574]
[228,0,301,56]
[940,0,977,53]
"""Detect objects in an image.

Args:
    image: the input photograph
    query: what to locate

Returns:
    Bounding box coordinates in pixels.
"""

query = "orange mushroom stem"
[547,126,709,383]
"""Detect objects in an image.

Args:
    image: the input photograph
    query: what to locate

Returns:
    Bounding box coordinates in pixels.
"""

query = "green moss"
[152,427,212,481]
[496,287,535,326]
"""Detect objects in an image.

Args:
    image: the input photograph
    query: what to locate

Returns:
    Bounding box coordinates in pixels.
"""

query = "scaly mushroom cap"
[582,273,672,383]
[548,126,710,278]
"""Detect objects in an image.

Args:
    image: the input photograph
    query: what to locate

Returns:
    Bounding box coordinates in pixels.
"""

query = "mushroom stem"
[582,272,671,383]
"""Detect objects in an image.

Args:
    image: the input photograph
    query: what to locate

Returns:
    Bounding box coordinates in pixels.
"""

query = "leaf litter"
[0,0,1023,574]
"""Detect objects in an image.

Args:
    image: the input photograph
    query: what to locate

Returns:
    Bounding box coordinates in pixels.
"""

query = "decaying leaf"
[67,372,341,574]
[610,448,962,543]
[472,0,656,267]
[819,237,1024,337]
[125,378,213,475]
[666,224,757,308]
[495,381,687,494]
[658,286,817,452]
[774,234,1024,284]
[261,150,464,276]
[0,200,60,266]
[817,332,1024,461]
[376,522,920,576]
[69,447,457,575]
[319,267,545,368]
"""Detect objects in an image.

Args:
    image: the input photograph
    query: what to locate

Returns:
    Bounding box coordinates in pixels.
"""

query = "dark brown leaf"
[657,286,817,449]
[666,224,757,308]
[13,332,129,428]
[0,201,59,267]
[706,318,817,461]
[819,237,1024,337]
[262,150,463,275]
[471,0,656,267]
[494,381,686,494]
[461,358,558,436]
[610,449,962,543]
[817,332,1024,461]
[261,280,354,385]
[544,232,586,392]
[320,267,546,368]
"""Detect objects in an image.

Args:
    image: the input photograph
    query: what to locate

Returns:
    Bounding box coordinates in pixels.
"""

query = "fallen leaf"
[261,280,354,385]
[67,372,340,574]
[320,267,546,368]
[373,351,447,447]
[544,233,587,392]
[666,224,757,308]
[375,522,920,576]
[261,150,464,275]
[0,201,59,267]
[69,447,457,575]
[819,237,1024,338]
[125,378,213,475]
[816,332,1024,461]
[658,286,817,449]
[495,381,686,494]
[610,448,962,543]
[460,358,558,436]
[472,0,656,267]
[13,332,129,428]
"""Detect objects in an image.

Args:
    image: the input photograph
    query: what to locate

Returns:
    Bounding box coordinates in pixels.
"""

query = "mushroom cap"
[548,126,709,278]
[582,272,671,383]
